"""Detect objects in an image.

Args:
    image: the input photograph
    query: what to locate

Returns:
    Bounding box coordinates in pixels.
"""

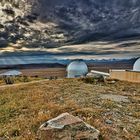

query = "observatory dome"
[67,60,88,78]
[133,58,140,72]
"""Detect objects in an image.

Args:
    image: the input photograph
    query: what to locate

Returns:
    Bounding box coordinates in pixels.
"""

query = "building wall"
[67,71,87,78]
[110,70,140,83]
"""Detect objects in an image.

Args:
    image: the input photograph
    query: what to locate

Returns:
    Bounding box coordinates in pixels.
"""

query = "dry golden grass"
[0,76,43,86]
[0,79,140,140]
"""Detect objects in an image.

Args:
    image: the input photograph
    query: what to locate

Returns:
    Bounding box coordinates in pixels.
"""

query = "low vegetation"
[0,78,139,140]
[0,76,43,85]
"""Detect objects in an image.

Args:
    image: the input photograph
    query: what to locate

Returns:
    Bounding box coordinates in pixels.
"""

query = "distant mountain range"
[0,0,140,58]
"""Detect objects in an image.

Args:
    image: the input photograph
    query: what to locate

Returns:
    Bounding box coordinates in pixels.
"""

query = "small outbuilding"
[67,60,88,78]
[0,70,22,77]
[133,58,140,72]
[0,70,22,84]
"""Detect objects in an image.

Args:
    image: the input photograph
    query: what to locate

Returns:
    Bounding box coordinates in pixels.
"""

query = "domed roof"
[67,60,88,78]
[67,60,88,71]
[133,58,140,71]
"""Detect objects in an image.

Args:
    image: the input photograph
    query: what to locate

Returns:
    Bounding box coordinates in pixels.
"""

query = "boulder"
[38,113,100,140]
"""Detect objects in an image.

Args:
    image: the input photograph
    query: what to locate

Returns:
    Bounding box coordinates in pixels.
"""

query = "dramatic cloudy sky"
[1,39,139,60]
[0,0,140,60]
[45,40,140,59]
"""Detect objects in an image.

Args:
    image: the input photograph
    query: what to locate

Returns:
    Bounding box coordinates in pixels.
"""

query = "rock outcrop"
[38,113,100,140]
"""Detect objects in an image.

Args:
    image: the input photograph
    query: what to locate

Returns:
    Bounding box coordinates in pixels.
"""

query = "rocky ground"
[0,78,139,140]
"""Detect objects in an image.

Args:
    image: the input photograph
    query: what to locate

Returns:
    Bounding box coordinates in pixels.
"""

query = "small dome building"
[67,60,88,78]
[133,58,140,72]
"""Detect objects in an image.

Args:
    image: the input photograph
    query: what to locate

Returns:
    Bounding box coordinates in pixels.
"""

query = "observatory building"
[67,60,88,78]
[133,58,140,72]
[0,70,22,77]
[109,58,140,83]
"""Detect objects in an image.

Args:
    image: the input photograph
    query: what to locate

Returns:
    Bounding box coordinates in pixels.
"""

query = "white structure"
[0,70,22,77]
[87,70,110,79]
[90,70,110,76]
[67,60,88,78]
[133,58,140,72]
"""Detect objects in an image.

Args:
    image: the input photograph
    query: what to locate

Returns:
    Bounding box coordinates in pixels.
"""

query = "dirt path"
[0,79,50,89]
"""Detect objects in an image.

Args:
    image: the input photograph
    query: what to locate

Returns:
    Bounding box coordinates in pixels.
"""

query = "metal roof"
[90,70,110,76]
[0,70,22,76]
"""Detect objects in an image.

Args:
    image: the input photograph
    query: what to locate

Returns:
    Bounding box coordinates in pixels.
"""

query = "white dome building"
[67,60,88,78]
[133,58,140,72]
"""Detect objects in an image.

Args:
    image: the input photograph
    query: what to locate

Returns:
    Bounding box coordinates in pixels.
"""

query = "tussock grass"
[0,79,139,140]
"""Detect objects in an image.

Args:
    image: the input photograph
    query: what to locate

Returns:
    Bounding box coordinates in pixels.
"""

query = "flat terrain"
[20,68,66,78]
[0,79,140,140]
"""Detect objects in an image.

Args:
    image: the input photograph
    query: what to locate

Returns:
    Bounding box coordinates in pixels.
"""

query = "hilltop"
[0,78,139,140]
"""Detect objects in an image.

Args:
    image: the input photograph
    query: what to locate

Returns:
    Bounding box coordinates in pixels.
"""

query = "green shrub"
[81,77,96,84]
[81,75,105,84]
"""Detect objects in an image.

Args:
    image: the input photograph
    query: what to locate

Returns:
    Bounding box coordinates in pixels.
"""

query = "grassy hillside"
[0,79,140,140]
